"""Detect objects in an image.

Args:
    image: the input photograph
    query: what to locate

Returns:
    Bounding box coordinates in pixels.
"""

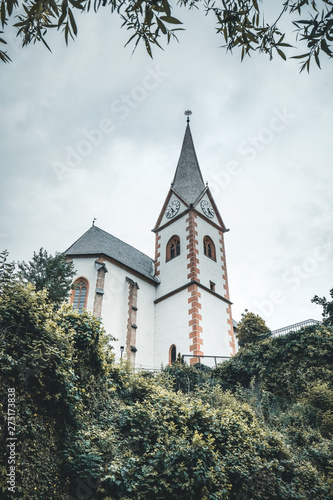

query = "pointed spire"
[172,113,206,205]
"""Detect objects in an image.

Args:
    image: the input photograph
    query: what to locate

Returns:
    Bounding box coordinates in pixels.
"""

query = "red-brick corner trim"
[188,283,203,364]
[93,258,107,319]
[186,212,200,282]
[126,277,139,365]
[186,211,203,364]
[155,232,161,277]
[219,230,236,355]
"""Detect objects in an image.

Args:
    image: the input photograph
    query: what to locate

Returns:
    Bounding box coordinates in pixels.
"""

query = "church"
[65,115,236,370]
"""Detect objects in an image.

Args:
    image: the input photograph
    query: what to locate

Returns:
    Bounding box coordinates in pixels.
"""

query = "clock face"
[165,200,180,219]
[201,200,215,219]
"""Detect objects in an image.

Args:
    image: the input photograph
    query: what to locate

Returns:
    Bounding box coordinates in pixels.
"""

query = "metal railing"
[181,354,231,366]
[271,318,321,337]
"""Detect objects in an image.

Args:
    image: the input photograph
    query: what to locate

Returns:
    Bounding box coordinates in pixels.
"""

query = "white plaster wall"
[102,265,156,365]
[71,257,98,312]
[135,279,156,370]
[200,291,232,366]
[154,289,190,368]
[156,213,188,299]
[101,264,129,351]
[196,217,226,296]
[71,256,156,367]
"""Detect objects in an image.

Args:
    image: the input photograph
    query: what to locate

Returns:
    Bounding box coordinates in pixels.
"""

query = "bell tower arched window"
[166,235,180,262]
[71,278,89,312]
[203,236,216,261]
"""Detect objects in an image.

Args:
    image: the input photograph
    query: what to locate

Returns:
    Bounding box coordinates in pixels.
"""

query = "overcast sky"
[0,5,332,331]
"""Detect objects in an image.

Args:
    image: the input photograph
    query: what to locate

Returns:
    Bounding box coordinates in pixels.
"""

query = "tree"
[0,254,115,499]
[0,250,16,293]
[214,323,333,397]
[17,248,76,308]
[0,253,331,498]
[235,309,271,347]
[1,0,333,71]
[312,288,333,326]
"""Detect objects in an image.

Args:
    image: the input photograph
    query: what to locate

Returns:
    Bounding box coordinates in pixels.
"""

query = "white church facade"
[65,118,236,370]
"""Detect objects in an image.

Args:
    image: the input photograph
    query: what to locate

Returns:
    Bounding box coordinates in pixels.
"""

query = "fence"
[181,354,231,367]
[271,318,321,337]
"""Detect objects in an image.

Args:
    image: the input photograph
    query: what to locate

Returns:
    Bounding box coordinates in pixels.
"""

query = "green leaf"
[1,2,6,29]
[68,8,77,36]
[145,6,153,26]
[0,47,10,62]
[276,47,286,60]
[156,16,167,35]
[160,15,182,25]
[321,38,332,56]
[326,30,333,42]
[314,50,321,68]
[145,37,153,58]
[291,52,310,59]
[6,0,17,17]
[161,0,171,18]
[252,0,259,13]
[58,8,67,27]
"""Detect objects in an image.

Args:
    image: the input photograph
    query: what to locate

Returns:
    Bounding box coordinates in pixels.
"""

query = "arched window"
[203,236,216,261]
[166,235,180,262]
[169,344,177,364]
[72,278,89,312]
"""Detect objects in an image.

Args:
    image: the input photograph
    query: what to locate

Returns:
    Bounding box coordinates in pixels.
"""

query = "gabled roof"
[172,122,206,205]
[65,225,159,284]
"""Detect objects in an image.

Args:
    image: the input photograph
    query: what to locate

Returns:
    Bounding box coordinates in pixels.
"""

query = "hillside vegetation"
[0,252,332,499]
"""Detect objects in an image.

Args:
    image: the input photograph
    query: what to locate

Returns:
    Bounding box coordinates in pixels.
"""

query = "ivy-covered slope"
[0,259,332,499]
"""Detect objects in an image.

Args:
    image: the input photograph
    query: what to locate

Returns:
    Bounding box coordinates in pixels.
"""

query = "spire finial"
[184,110,192,123]
[92,217,97,226]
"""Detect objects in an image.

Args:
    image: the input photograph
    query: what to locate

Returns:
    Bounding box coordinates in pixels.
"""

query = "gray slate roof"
[65,225,159,284]
[172,123,206,205]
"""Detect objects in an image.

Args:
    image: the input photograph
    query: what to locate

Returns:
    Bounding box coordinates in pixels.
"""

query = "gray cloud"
[0,7,332,330]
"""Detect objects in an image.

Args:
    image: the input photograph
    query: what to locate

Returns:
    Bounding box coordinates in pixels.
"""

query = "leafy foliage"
[0,250,16,293]
[164,326,333,497]
[162,361,212,393]
[0,0,333,70]
[312,287,333,326]
[235,309,271,348]
[213,324,333,398]
[0,253,115,498]
[17,247,76,308]
[0,253,332,498]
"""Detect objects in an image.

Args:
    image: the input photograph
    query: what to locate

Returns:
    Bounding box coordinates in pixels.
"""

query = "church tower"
[65,113,235,369]
[153,114,235,365]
